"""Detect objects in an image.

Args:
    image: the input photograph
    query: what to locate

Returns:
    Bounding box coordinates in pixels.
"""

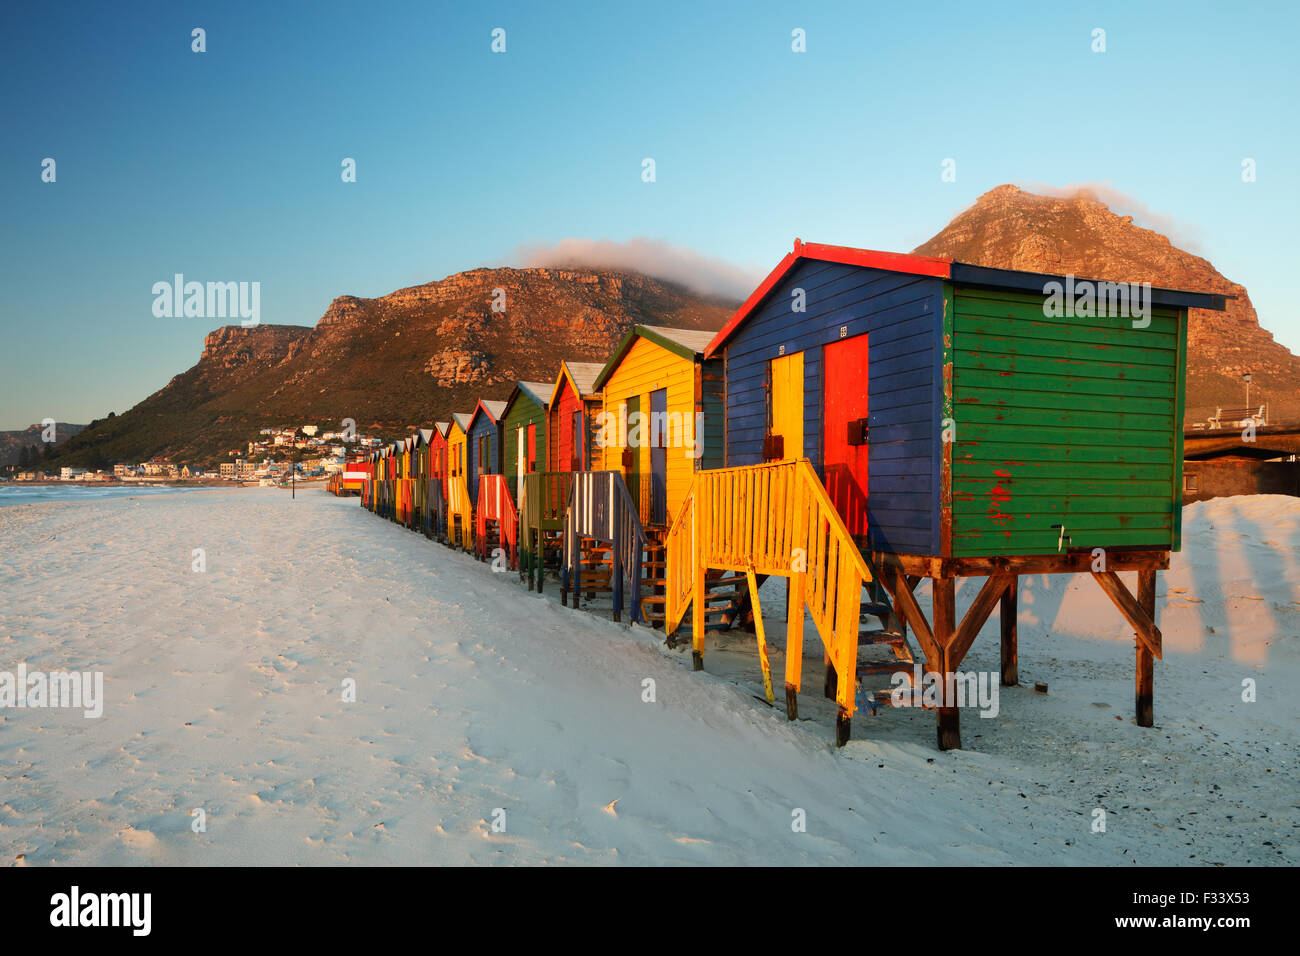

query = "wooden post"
[746,568,775,704]
[785,573,804,720]
[611,543,623,624]
[933,577,960,751]
[1000,574,1018,686]
[1136,569,1155,727]
[785,487,808,721]
[691,481,707,672]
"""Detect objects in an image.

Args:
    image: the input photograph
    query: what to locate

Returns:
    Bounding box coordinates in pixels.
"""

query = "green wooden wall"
[949,286,1184,557]
[501,391,547,495]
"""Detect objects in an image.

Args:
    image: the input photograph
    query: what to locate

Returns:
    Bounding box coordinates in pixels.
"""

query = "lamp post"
[1242,372,1252,413]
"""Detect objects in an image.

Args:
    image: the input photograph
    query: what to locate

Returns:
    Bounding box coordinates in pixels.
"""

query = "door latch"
[1051,524,1071,552]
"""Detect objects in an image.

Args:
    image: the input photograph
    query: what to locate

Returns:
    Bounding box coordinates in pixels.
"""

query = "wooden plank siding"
[447,418,469,484]
[949,287,1183,556]
[547,375,601,473]
[467,405,503,502]
[548,379,582,472]
[501,390,547,502]
[700,358,725,471]
[720,258,944,555]
[598,336,708,527]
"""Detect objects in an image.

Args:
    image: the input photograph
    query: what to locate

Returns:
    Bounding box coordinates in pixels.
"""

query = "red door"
[823,335,869,540]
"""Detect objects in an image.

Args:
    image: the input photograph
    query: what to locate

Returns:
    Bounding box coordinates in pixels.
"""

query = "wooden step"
[859,627,906,645]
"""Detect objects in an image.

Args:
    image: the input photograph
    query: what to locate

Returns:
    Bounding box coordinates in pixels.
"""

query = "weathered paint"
[949,286,1184,555]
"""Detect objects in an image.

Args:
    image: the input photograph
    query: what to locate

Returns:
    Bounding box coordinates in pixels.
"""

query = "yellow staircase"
[664,459,872,746]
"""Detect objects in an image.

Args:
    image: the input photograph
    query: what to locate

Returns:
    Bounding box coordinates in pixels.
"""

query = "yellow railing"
[664,489,695,635]
[447,474,473,549]
[665,459,871,727]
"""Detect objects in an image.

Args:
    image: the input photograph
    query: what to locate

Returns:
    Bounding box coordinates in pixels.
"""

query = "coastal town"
[1,424,380,484]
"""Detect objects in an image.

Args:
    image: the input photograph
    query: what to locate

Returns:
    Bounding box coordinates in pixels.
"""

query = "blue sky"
[2,0,1297,429]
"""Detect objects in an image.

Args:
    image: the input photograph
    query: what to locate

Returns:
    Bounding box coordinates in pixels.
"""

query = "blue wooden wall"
[720,258,943,555]
[467,413,500,501]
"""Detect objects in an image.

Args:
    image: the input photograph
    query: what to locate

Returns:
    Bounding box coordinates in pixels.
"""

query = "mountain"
[50,186,1298,467]
[48,269,736,466]
[914,184,1300,426]
[0,422,86,468]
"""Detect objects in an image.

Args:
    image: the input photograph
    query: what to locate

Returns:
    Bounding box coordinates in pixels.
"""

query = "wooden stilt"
[933,577,960,751]
[1000,575,1018,686]
[785,493,808,722]
[746,568,774,704]
[1136,569,1155,727]
[1090,568,1161,727]
[785,569,804,721]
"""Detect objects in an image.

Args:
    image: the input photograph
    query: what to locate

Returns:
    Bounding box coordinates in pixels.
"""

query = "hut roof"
[471,399,508,427]
[550,361,604,407]
[704,238,1229,359]
[594,325,714,390]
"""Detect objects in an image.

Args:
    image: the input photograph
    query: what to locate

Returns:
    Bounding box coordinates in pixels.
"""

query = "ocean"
[0,483,225,507]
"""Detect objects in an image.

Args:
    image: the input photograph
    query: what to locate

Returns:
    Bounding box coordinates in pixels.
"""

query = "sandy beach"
[0,487,1295,865]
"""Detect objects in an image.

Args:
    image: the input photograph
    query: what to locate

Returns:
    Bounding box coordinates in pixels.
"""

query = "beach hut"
[467,399,512,565]
[445,413,473,548]
[500,382,550,502]
[592,325,723,529]
[547,361,604,473]
[411,429,433,531]
[547,360,653,624]
[467,399,508,502]
[516,363,599,593]
[501,382,551,585]
[425,422,450,538]
[664,238,1226,748]
[339,458,370,496]
[396,435,410,527]
[588,325,726,627]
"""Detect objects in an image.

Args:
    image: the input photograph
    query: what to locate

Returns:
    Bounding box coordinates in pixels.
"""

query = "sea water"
[0,483,221,507]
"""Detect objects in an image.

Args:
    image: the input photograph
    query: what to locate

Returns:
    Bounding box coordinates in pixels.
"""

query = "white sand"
[0,487,1295,865]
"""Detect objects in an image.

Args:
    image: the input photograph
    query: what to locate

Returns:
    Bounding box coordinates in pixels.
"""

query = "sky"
[2,0,1297,430]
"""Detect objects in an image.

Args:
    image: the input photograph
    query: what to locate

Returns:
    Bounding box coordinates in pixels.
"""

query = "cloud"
[1019,180,1206,251]
[514,237,761,301]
